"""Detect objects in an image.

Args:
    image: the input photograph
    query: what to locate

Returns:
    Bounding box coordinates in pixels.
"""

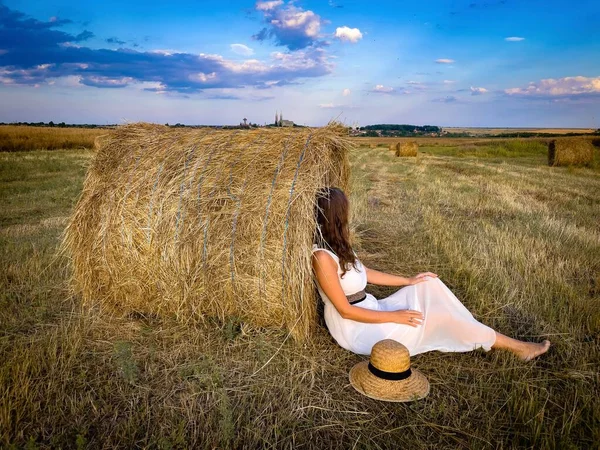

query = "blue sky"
[1,0,599,127]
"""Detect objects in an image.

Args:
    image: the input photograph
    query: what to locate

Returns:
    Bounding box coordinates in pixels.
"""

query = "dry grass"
[548,138,594,166]
[64,123,351,341]
[1,142,599,448]
[0,126,110,151]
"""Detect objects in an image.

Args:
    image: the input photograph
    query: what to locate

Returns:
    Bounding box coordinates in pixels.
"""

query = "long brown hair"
[315,187,357,277]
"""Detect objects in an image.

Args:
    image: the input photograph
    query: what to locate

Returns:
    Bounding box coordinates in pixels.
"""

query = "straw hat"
[349,339,430,402]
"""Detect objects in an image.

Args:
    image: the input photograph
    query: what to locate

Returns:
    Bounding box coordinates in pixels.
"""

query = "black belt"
[347,290,367,305]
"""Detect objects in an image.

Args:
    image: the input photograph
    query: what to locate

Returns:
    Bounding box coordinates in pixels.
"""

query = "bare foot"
[516,340,551,361]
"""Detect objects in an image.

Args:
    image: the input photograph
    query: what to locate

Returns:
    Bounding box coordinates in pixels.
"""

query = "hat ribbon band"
[368,362,412,381]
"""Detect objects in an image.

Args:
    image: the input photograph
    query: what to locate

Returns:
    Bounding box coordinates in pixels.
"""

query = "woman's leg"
[425,278,551,360]
[379,279,551,359]
[492,332,551,361]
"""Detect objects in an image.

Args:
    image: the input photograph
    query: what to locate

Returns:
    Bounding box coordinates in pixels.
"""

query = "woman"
[312,187,550,360]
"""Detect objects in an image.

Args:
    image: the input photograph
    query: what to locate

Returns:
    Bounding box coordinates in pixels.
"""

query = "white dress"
[312,245,497,356]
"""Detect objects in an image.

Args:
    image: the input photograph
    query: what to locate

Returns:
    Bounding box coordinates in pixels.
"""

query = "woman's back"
[311,244,366,298]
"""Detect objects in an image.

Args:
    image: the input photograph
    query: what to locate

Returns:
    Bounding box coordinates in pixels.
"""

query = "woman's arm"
[312,251,423,327]
[364,265,438,287]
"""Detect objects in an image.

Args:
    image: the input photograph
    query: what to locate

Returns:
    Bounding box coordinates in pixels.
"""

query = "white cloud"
[150,49,180,56]
[256,0,283,11]
[334,26,363,43]
[190,72,217,83]
[0,71,15,85]
[319,103,335,108]
[0,66,78,87]
[60,42,82,49]
[81,76,134,88]
[275,11,320,38]
[230,44,254,56]
[51,75,84,88]
[505,37,525,42]
[139,81,167,94]
[372,84,395,93]
[443,80,456,84]
[436,58,455,64]
[254,2,324,50]
[470,86,488,95]
[505,76,600,97]
[0,50,7,55]
[219,58,270,74]
[342,88,351,96]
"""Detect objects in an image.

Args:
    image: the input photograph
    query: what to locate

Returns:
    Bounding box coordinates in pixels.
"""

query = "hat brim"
[349,361,430,402]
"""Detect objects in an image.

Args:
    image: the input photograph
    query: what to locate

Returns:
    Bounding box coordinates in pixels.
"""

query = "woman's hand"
[408,272,438,286]
[392,310,424,327]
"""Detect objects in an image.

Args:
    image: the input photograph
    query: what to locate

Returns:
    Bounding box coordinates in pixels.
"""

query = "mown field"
[352,135,600,150]
[442,127,597,136]
[1,136,599,448]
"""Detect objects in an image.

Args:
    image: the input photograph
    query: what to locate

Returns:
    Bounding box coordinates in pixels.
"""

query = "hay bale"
[93,134,110,151]
[63,123,351,341]
[591,138,600,148]
[548,138,594,166]
[395,141,418,157]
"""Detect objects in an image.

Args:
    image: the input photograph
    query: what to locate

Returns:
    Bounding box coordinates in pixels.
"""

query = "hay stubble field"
[1,134,599,448]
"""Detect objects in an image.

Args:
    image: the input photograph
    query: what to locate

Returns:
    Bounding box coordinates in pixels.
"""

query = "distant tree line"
[362,124,441,132]
[359,124,441,137]
[356,124,600,138]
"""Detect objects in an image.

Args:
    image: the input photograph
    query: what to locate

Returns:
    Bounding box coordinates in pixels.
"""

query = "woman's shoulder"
[312,244,339,260]
[312,245,363,264]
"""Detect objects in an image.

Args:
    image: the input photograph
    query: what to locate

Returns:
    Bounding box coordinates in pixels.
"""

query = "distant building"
[273,111,295,127]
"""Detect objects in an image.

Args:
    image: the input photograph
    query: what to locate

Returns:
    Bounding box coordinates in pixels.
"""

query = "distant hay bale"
[591,138,600,148]
[548,138,594,167]
[63,123,351,341]
[395,141,418,157]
